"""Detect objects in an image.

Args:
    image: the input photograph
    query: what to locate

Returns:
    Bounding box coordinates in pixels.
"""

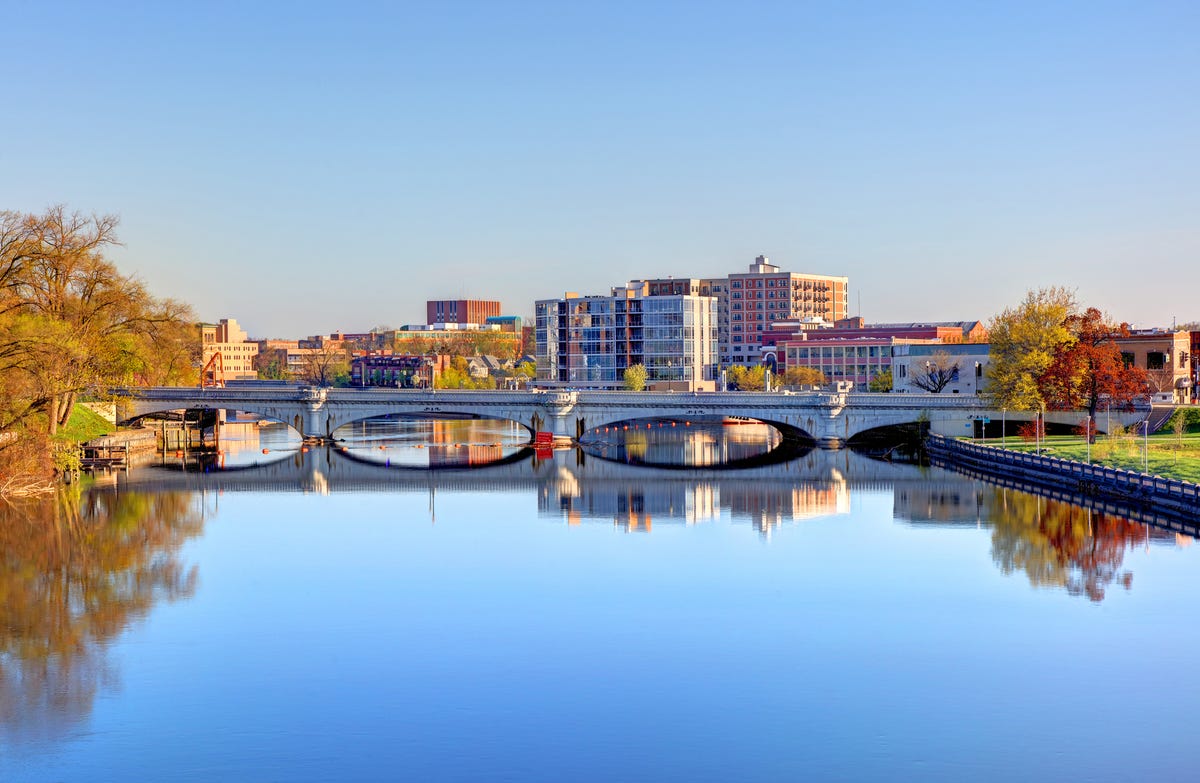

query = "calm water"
[2,419,1199,782]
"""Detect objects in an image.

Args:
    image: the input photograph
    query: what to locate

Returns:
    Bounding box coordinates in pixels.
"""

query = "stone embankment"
[928,434,1200,525]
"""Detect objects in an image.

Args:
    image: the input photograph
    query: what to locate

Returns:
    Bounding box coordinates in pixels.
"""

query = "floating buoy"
[378,445,386,450]
[301,447,308,453]
[262,448,270,454]
[175,450,183,458]
[341,446,349,452]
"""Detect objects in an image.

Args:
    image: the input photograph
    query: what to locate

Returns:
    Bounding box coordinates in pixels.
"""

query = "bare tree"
[909,350,961,393]
[300,342,349,387]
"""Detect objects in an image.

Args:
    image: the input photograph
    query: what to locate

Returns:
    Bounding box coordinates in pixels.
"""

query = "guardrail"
[928,434,1200,518]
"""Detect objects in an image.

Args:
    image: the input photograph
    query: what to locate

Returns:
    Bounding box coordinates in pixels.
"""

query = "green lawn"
[982,432,1200,484]
[53,405,116,444]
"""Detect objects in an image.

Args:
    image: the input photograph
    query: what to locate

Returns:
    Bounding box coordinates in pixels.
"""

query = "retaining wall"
[927,435,1200,520]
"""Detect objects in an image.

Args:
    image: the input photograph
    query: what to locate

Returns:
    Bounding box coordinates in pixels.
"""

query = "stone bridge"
[115,387,1148,448]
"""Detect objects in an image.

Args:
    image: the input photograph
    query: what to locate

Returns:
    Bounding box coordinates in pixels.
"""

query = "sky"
[2,1,1197,338]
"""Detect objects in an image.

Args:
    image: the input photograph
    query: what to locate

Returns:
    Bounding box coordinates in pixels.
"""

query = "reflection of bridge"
[116,387,1147,448]
[112,445,1199,538]
[113,447,958,537]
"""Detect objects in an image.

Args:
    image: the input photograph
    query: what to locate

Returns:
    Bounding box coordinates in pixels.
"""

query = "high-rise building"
[725,256,849,366]
[535,282,718,390]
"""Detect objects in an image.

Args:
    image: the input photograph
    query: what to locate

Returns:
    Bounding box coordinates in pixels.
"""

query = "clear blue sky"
[3,1,1197,337]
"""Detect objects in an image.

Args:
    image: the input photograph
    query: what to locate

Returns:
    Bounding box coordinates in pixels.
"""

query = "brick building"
[426,299,501,326]
[726,256,849,366]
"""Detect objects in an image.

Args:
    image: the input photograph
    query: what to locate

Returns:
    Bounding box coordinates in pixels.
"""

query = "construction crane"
[201,352,226,388]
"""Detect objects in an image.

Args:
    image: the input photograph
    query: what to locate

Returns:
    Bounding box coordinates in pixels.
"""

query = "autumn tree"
[986,286,1076,410]
[908,350,961,393]
[782,366,827,386]
[0,207,197,437]
[623,363,647,391]
[727,365,766,391]
[1037,308,1148,430]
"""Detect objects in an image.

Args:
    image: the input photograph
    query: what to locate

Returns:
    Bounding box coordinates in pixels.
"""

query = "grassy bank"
[53,405,116,444]
[982,432,1200,484]
[2,406,118,496]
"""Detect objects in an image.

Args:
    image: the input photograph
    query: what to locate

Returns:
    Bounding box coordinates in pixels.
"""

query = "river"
[2,418,1198,782]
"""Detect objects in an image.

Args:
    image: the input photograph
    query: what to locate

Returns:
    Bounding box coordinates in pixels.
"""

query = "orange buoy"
[262,448,270,454]
[301,447,308,453]
[175,450,183,458]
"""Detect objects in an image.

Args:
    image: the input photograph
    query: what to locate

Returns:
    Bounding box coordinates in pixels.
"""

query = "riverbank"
[995,433,1200,484]
[929,435,1200,523]
[0,407,118,497]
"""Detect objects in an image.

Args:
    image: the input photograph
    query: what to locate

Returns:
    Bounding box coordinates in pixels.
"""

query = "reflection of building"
[893,480,993,525]
[535,281,718,390]
[542,480,719,530]
[722,479,850,537]
[199,318,258,381]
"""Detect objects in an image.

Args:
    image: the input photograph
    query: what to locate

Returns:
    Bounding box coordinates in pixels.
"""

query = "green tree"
[986,286,1076,410]
[623,363,647,391]
[868,368,893,392]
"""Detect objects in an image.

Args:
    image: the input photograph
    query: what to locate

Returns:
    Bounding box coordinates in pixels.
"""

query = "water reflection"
[110,424,1198,603]
[583,420,793,467]
[988,490,1168,602]
[336,417,528,468]
[0,489,203,744]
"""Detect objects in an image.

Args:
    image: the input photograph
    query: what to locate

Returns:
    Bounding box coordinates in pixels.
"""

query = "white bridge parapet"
[114,387,1149,448]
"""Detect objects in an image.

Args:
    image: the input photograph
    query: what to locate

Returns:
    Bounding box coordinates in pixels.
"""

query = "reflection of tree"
[989,489,1150,602]
[0,489,203,744]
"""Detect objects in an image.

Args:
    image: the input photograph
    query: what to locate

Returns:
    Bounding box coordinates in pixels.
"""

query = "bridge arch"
[120,400,308,439]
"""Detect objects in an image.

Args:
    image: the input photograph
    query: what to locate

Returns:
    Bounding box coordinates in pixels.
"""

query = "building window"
[1147,352,1166,370]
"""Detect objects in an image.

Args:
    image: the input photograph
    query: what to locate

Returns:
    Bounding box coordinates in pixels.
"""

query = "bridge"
[116,387,1148,448]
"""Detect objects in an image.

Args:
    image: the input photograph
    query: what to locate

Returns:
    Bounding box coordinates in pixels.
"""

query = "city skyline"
[3,1,1197,337]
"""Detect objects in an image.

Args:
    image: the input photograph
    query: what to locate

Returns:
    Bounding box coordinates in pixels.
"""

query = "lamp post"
[1086,415,1091,464]
[1002,407,1006,449]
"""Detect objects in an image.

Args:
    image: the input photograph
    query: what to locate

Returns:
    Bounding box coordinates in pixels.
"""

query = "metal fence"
[928,434,1200,515]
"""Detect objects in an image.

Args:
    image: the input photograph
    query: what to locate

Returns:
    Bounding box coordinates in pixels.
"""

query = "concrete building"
[762,319,986,389]
[1115,330,1193,404]
[892,343,991,396]
[535,281,718,390]
[726,256,849,366]
[198,318,258,381]
[426,299,501,326]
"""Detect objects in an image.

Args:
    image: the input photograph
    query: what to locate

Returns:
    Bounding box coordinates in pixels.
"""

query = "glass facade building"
[535,285,718,389]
